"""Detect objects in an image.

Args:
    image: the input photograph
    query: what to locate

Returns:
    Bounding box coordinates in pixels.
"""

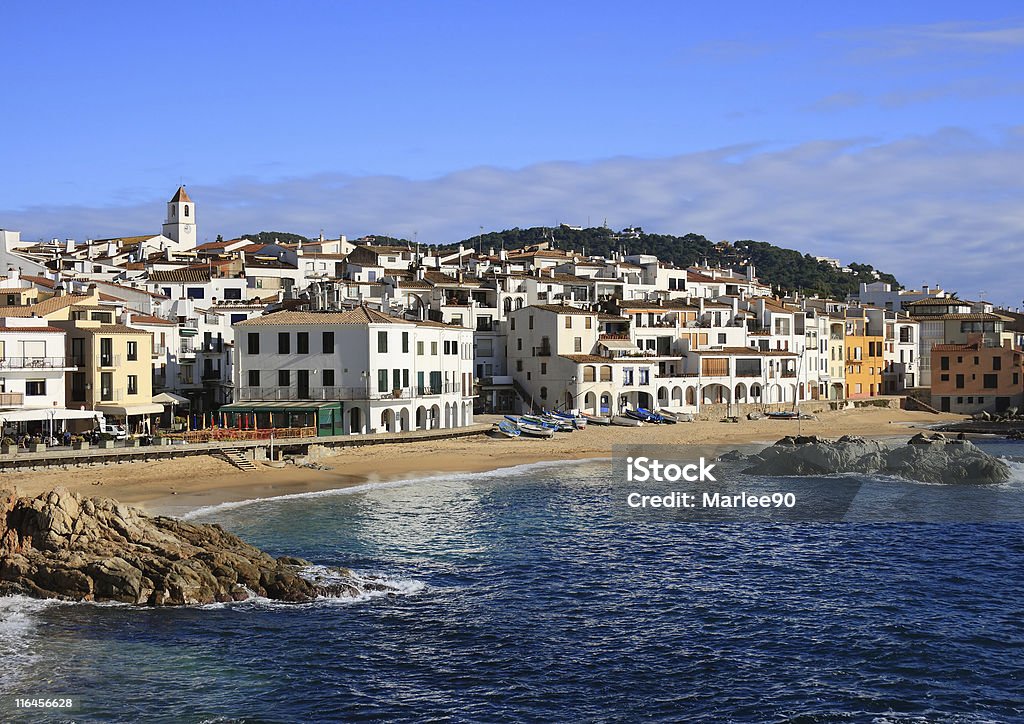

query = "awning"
[179,328,199,337]
[152,392,190,406]
[0,408,103,423]
[599,339,641,353]
[94,403,164,416]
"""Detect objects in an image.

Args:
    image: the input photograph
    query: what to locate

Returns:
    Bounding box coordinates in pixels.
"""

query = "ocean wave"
[197,567,426,610]
[180,457,610,521]
[0,595,62,690]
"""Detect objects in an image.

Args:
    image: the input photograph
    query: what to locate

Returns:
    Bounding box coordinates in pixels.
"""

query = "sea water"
[2,444,1023,722]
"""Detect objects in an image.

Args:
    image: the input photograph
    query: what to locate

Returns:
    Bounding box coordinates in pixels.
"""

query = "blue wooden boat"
[637,407,666,424]
[493,420,521,438]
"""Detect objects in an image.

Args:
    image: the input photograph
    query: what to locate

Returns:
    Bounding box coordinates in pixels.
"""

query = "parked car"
[95,423,128,440]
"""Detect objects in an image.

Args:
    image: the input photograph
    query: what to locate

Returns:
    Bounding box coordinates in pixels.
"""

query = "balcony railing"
[0,356,75,370]
[236,383,463,402]
[153,345,167,357]
[532,346,552,357]
[0,392,24,406]
[99,355,121,368]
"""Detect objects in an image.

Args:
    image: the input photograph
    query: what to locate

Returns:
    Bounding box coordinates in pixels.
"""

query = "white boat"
[583,413,612,426]
[611,415,643,427]
[517,421,556,438]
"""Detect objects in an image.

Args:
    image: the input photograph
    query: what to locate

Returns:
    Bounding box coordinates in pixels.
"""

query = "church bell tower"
[162,185,197,247]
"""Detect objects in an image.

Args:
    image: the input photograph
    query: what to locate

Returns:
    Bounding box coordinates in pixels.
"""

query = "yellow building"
[844,311,884,399]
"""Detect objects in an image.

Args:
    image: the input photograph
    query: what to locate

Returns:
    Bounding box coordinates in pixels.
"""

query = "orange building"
[844,311,884,399]
[931,341,1024,414]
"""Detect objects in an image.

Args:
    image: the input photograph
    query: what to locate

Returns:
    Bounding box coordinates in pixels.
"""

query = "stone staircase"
[220,448,258,472]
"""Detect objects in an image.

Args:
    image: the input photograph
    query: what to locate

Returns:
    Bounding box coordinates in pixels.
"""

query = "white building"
[0,317,73,411]
[232,307,475,434]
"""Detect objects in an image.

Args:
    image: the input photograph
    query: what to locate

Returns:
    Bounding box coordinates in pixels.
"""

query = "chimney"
[548,267,555,278]
[6,266,17,282]
[65,239,75,253]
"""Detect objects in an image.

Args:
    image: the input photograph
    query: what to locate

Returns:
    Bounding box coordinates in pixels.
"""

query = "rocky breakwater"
[0,487,394,605]
[722,433,1011,484]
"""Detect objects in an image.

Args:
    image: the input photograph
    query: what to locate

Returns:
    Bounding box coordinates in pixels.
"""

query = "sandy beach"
[0,407,964,516]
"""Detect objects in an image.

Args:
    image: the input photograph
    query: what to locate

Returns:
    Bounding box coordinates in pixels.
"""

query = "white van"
[96,422,128,440]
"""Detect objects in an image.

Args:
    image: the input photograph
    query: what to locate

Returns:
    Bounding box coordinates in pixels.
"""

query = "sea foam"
[181,457,610,521]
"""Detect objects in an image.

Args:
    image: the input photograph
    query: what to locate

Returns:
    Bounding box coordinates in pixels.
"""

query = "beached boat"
[550,411,587,429]
[611,415,643,427]
[625,409,660,423]
[582,413,611,426]
[516,420,556,438]
[654,410,679,424]
[637,407,667,424]
[766,411,799,420]
[488,420,522,439]
[527,414,572,432]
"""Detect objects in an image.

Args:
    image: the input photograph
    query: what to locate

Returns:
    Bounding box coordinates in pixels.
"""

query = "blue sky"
[2,2,1023,303]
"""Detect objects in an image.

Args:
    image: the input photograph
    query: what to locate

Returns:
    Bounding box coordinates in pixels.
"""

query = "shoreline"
[0,407,966,517]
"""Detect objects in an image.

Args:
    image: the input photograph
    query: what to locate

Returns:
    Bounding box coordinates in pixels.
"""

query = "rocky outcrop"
[724,433,1011,484]
[0,488,394,605]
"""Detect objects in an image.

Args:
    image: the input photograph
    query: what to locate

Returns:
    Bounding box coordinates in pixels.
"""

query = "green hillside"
[455,226,899,300]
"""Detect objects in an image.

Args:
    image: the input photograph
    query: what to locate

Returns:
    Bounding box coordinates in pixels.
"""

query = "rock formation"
[722,434,1011,485]
[0,488,393,605]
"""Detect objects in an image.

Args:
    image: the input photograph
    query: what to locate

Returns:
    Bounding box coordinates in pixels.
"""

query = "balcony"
[532,346,552,357]
[781,370,797,378]
[0,392,24,407]
[98,355,121,368]
[235,383,464,402]
[0,356,76,370]
[153,345,167,357]
[100,387,123,402]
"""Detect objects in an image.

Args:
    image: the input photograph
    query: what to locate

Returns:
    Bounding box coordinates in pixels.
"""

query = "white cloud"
[3,128,1023,305]
[830,19,1024,61]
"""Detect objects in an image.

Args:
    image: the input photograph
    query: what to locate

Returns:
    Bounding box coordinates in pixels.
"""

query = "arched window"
[171,207,175,217]
[503,298,512,314]
[515,298,524,310]
[583,365,596,382]
[600,365,612,382]
[184,205,190,217]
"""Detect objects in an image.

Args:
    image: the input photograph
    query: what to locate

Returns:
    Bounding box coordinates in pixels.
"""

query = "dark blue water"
[3,445,1024,723]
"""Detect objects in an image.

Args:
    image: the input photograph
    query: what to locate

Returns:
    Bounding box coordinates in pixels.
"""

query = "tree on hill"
[240,231,312,246]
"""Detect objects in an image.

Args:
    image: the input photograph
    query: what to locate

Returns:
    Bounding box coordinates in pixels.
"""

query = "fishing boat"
[582,413,611,426]
[611,415,643,427]
[624,409,659,423]
[516,420,556,438]
[550,411,587,429]
[766,410,799,420]
[637,407,666,424]
[527,413,572,432]
[488,420,522,439]
[654,410,679,424]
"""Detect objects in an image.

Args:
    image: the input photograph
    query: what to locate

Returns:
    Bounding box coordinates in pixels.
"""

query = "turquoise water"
[2,449,1024,722]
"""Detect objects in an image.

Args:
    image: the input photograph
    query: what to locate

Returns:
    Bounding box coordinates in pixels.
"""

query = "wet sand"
[0,407,963,516]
